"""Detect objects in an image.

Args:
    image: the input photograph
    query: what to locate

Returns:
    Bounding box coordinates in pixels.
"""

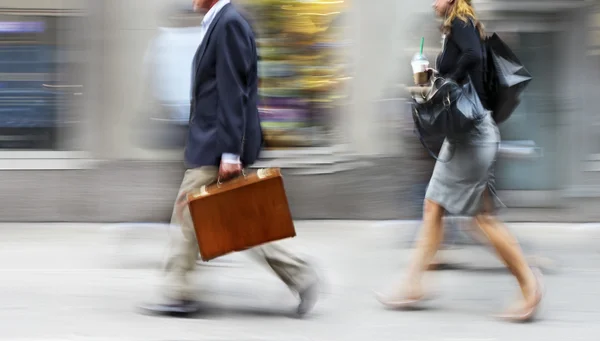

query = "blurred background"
[3,1,600,340]
[0,0,598,222]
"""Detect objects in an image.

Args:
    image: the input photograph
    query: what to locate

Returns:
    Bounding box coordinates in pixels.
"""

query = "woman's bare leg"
[403,199,446,297]
[377,199,445,307]
[464,218,490,245]
[473,214,542,319]
[464,218,556,271]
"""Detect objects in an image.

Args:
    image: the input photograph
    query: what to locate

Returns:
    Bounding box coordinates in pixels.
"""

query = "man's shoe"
[138,300,204,317]
[297,282,320,317]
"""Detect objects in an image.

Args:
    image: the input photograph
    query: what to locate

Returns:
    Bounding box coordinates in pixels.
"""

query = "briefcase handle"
[174,169,247,223]
[216,168,248,188]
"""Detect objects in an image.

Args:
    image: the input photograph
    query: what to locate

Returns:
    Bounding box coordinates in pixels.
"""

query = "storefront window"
[0,15,62,150]
[494,31,559,191]
[585,11,600,159]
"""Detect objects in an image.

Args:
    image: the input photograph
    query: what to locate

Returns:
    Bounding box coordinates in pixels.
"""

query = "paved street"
[1,221,600,341]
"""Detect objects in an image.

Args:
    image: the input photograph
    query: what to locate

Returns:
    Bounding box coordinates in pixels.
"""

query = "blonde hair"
[442,0,485,38]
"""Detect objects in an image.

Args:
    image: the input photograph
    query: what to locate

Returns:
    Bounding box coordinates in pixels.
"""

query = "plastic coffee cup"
[411,53,430,85]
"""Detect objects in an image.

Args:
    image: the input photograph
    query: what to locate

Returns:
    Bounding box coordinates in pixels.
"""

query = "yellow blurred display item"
[240,0,349,148]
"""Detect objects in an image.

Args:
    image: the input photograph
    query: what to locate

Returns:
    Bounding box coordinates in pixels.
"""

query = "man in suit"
[141,0,320,317]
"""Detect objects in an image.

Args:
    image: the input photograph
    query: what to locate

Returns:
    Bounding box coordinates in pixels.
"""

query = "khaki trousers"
[163,166,317,301]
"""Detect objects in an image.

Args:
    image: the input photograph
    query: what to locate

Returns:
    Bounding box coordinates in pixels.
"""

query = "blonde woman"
[378,0,543,322]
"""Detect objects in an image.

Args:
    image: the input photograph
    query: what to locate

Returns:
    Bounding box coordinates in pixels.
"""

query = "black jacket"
[437,18,489,110]
[185,3,263,168]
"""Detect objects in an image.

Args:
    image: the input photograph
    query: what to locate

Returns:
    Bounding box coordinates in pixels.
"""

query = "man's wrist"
[221,153,241,164]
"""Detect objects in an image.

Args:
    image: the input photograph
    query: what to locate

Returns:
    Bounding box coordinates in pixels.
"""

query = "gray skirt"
[425,114,503,216]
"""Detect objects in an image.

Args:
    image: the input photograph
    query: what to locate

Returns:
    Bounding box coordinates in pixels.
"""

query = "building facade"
[0,0,599,222]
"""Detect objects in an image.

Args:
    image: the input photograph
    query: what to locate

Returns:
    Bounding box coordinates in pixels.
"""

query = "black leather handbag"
[411,77,486,161]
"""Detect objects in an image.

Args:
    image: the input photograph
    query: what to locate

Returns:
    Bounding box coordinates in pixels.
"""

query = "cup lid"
[412,53,428,61]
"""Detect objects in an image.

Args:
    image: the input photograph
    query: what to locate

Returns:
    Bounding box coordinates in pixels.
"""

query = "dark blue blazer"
[185,3,262,168]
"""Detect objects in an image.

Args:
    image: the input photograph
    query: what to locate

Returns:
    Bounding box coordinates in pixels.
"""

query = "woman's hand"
[427,68,439,78]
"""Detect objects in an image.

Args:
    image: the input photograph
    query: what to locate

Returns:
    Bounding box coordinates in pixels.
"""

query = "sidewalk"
[0,221,599,340]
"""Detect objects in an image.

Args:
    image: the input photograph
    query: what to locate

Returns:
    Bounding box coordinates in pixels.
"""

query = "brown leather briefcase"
[186,168,296,261]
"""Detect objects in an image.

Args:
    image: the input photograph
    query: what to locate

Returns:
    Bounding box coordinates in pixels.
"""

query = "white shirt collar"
[201,0,230,28]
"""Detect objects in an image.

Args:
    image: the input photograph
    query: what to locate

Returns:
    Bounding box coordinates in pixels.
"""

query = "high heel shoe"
[375,286,434,310]
[496,267,544,322]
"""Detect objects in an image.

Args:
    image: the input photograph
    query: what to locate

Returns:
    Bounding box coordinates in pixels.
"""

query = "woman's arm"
[448,19,482,82]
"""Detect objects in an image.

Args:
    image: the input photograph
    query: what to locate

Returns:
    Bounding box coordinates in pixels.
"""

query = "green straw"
[419,37,424,55]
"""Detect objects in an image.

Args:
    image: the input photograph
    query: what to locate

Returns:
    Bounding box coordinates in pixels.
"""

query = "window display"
[240,0,349,148]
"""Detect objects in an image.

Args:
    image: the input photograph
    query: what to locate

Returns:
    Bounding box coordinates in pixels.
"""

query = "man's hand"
[218,160,242,181]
